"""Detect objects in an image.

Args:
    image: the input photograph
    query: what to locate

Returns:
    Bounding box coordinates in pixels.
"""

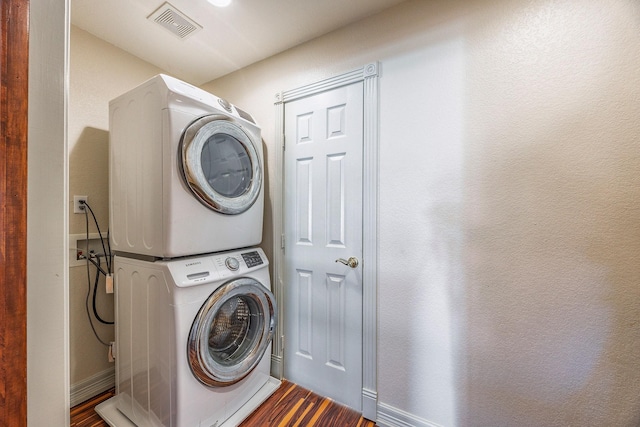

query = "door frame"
[272,62,380,420]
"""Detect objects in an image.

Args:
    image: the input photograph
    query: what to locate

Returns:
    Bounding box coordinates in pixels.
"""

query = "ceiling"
[71,0,407,85]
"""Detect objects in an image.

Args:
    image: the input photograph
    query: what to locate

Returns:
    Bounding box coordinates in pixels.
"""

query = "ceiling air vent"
[148,2,202,40]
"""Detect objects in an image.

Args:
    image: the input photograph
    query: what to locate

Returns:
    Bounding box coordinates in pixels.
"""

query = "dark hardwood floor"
[70,380,377,427]
[70,388,115,427]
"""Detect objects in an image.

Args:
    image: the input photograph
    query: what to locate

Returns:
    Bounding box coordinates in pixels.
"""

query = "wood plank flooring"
[70,387,115,427]
[70,380,377,427]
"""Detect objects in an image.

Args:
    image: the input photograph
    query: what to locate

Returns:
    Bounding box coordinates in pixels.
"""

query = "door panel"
[283,82,364,411]
[295,159,313,244]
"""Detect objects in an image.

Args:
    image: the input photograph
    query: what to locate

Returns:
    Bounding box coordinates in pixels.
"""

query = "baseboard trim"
[376,402,442,427]
[271,353,283,380]
[362,388,377,421]
[70,367,115,408]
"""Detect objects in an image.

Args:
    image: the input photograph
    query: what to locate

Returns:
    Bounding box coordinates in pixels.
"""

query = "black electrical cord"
[85,254,108,276]
[82,200,112,274]
[106,227,113,275]
[84,208,111,347]
[92,255,114,325]
[81,200,114,324]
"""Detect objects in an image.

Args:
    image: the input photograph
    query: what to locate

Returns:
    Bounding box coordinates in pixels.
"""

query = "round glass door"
[180,115,262,215]
[187,278,276,387]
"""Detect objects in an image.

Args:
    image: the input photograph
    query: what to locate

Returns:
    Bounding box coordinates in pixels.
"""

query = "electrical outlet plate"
[73,195,88,214]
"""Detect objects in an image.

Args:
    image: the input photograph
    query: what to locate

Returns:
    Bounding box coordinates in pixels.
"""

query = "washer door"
[180,115,262,215]
[187,278,276,387]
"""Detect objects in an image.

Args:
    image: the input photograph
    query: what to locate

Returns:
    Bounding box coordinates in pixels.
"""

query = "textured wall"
[462,1,640,425]
[202,0,640,425]
[377,31,465,426]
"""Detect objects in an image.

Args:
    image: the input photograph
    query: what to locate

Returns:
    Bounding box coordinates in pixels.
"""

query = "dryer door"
[180,115,262,215]
[187,278,276,387]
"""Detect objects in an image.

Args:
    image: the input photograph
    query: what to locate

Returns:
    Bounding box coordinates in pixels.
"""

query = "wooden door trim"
[273,63,380,421]
[1,0,30,425]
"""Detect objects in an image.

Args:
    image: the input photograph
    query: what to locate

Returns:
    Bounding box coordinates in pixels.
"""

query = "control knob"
[225,257,240,271]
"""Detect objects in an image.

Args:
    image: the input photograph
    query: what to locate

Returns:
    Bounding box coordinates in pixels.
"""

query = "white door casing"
[283,81,364,410]
[272,63,379,420]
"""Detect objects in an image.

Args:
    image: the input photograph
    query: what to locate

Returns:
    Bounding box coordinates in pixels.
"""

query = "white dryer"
[96,247,280,427]
[109,74,263,259]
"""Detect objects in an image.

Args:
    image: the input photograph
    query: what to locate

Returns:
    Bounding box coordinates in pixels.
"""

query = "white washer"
[109,74,264,259]
[96,248,280,427]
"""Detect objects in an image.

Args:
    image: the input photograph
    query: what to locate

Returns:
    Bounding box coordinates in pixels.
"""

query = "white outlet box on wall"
[68,233,109,268]
[73,195,88,214]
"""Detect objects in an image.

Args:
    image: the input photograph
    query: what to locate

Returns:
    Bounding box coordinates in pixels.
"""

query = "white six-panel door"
[283,81,364,410]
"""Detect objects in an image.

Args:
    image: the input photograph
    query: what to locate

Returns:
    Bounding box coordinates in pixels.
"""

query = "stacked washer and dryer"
[96,75,280,427]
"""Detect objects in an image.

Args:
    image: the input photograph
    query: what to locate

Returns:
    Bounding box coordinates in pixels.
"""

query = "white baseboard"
[376,402,443,427]
[271,354,283,379]
[70,367,115,408]
[362,388,377,421]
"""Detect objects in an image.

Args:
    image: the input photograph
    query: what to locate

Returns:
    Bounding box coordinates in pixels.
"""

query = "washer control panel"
[167,247,268,287]
[225,256,240,271]
[242,251,264,268]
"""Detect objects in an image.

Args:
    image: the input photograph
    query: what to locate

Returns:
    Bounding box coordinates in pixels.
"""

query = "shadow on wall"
[68,126,115,388]
[69,127,110,235]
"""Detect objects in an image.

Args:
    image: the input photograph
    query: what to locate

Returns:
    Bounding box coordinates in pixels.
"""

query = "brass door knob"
[335,257,359,268]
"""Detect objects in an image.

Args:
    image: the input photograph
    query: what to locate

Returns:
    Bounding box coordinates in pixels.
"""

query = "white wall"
[202,0,640,425]
[377,30,465,427]
[28,0,69,425]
